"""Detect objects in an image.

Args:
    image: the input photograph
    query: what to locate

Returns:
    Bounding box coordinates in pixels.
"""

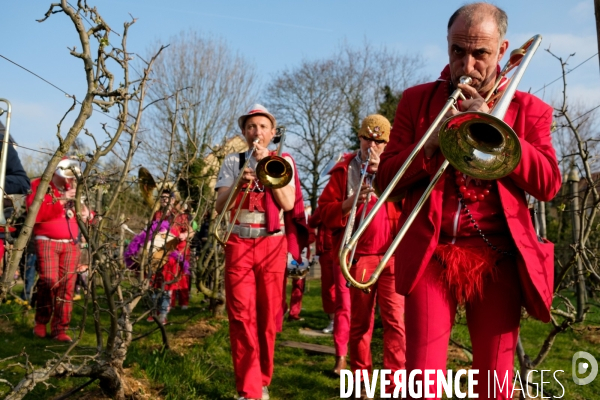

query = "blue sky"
[1,0,598,155]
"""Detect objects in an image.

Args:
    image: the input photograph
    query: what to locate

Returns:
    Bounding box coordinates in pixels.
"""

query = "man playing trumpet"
[215,104,306,400]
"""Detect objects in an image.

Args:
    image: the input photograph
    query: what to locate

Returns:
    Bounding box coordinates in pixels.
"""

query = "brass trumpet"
[339,35,542,292]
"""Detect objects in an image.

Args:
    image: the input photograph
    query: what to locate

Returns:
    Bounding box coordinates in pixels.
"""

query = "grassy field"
[0,279,599,399]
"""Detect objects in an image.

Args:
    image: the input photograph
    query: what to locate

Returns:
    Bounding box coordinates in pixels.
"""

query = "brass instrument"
[256,127,293,189]
[138,167,158,208]
[214,139,259,245]
[339,148,372,267]
[0,99,12,226]
[339,35,542,292]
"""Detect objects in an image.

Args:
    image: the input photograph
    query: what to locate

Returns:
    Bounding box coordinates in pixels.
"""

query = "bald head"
[448,2,508,41]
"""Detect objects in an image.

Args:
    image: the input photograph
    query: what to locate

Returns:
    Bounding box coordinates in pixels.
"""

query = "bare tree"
[142,30,259,175]
[266,43,427,209]
[0,2,172,399]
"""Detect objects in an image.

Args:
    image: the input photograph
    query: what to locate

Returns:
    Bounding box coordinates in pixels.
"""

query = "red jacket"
[26,178,79,240]
[318,152,401,258]
[376,66,561,322]
[307,206,334,255]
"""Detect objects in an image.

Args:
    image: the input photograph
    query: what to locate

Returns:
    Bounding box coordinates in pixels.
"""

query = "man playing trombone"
[376,3,561,398]
[318,115,405,392]
[215,104,305,400]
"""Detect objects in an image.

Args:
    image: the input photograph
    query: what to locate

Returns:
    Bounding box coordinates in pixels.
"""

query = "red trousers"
[350,255,406,375]
[333,258,350,357]
[405,254,521,399]
[35,239,80,337]
[276,273,305,331]
[170,274,190,308]
[225,234,287,400]
[319,251,336,314]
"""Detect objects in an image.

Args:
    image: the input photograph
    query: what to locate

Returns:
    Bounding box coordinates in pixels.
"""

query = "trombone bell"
[439,112,521,180]
[256,156,293,189]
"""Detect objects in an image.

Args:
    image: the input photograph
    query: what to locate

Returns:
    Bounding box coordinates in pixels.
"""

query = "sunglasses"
[362,137,386,145]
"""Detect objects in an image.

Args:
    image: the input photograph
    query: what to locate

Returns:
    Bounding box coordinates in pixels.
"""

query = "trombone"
[339,35,542,292]
[0,99,12,226]
[339,148,372,266]
[214,126,293,245]
[214,139,259,245]
[256,126,293,189]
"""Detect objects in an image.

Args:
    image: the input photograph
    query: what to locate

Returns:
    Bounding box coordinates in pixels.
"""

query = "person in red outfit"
[318,115,406,386]
[149,189,194,323]
[215,104,307,400]
[307,206,336,333]
[27,158,92,342]
[375,3,561,399]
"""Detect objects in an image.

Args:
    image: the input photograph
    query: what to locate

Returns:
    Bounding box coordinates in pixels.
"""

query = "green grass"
[0,281,599,399]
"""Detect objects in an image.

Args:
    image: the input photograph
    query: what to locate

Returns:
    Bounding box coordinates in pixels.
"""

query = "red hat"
[237,104,277,130]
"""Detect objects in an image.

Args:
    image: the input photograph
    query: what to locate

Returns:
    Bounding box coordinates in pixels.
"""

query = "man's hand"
[423,107,457,158]
[241,167,257,184]
[254,142,271,162]
[342,183,374,215]
[367,151,381,174]
[457,83,490,113]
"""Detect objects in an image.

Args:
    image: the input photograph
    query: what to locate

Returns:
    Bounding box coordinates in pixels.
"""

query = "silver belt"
[230,224,285,239]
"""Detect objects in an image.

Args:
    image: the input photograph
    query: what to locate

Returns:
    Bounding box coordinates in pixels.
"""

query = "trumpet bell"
[256,156,293,189]
[439,112,521,180]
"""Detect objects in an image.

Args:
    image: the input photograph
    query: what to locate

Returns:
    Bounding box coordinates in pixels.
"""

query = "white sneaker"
[322,320,334,334]
[262,386,270,400]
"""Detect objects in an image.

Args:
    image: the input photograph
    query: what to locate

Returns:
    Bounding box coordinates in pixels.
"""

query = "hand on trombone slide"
[342,183,374,216]
[423,80,491,159]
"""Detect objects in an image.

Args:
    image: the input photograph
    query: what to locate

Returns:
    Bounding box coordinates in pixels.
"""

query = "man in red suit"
[319,114,406,390]
[376,3,561,399]
[215,104,306,400]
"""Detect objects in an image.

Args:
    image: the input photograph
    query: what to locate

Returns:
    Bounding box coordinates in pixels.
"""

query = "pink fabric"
[404,253,521,399]
[35,239,80,337]
[225,233,287,399]
[349,255,405,376]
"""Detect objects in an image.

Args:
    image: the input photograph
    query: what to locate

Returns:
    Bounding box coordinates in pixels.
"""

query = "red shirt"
[26,178,79,240]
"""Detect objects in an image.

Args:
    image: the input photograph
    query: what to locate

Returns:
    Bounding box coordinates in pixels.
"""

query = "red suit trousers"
[350,255,406,376]
[35,239,80,337]
[333,257,350,357]
[404,254,521,399]
[225,234,287,400]
[319,251,336,314]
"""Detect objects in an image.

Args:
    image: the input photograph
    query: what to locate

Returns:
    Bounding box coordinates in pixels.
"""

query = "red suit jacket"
[319,152,401,256]
[376,66,561,322]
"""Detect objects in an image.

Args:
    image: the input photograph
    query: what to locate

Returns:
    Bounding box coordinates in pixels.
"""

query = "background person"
[318,115,406,389]
[27,158,91,342]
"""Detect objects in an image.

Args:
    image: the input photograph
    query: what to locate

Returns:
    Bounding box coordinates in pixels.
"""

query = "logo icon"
[572,351,598,385]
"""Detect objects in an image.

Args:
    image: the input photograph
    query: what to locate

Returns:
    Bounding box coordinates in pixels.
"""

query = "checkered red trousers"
[35,239,80,337]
